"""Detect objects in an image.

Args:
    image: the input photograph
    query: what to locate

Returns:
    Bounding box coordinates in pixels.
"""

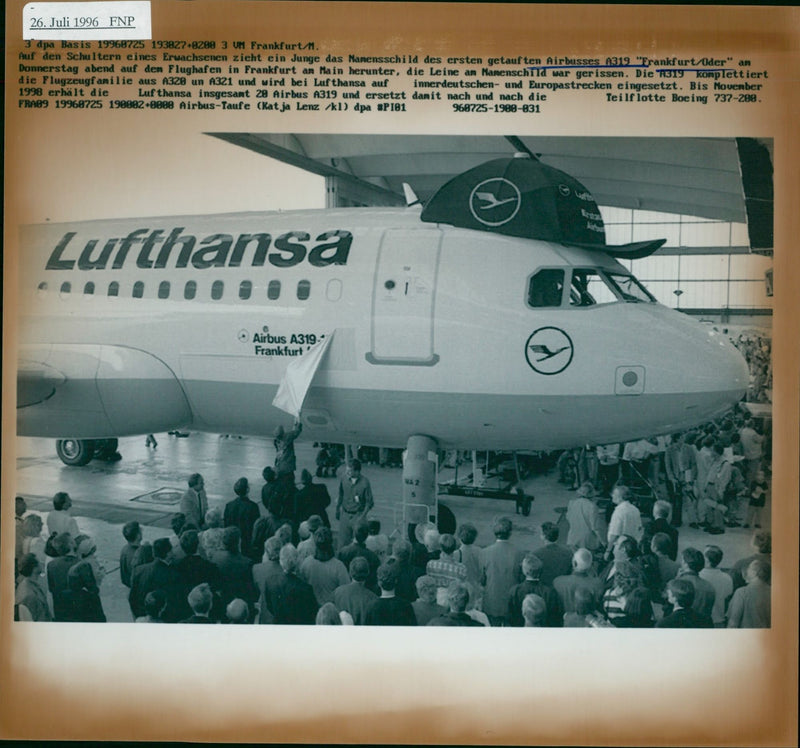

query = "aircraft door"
[367,228,441,366]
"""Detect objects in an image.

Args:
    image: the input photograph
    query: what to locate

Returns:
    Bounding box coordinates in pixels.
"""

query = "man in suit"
[265,545,318,625]
[210,526,257,618]
[364,562,417,626]
[174,529,221,621]
[333,557,378,625]
[656,578,713,628]
[181,583,216,623]
[223,477,261,561]
[479,516,523,626]
[180,473,208,531]
[129,538,182,622]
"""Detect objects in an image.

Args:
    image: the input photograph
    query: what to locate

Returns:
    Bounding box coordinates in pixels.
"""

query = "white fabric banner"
[271,331,334,417]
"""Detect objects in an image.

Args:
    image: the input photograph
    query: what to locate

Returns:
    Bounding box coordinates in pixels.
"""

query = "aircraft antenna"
[504,136,540,161]
[403,182,421,207]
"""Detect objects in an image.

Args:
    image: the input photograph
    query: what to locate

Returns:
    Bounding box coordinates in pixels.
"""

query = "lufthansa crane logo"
[469,178,522,227]
[525,327,574,375]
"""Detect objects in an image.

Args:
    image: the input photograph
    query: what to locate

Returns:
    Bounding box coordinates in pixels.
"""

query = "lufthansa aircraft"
[16,155,749,468]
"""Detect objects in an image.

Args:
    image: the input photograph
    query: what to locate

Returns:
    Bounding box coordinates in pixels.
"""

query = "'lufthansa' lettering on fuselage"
[44,228,353,271]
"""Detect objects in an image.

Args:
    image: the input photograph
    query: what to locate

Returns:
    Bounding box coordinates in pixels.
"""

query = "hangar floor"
[14,433,768,623]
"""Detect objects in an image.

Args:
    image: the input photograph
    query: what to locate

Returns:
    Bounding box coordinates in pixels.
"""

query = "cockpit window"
[605,272,656,303]
[528,269,565,307]
[569,269,619,306]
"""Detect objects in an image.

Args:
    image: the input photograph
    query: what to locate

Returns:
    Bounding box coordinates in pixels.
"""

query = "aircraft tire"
[93,438,121,461]
[55,439,96,466]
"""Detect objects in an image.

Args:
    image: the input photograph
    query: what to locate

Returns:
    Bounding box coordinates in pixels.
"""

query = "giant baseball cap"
[420,153,666,259]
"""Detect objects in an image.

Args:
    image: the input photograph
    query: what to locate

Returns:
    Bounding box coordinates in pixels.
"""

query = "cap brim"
[565,238,667,260]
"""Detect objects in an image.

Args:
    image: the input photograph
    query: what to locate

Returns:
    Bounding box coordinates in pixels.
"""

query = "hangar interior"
[210,134,774,328]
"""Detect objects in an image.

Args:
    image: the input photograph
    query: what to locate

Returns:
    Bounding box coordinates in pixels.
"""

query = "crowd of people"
[14,404,772,627]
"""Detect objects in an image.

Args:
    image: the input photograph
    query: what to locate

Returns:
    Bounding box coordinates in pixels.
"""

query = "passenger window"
[133,281,144,298]
[108,282,119,297]
[184,281,197,300]
[268,280,281,300]
[158,281,170,299]
[528,269,564,307]
[239,280,252,300]
[83,282,95,295]
[37,281,48,295]
[211,280,224,300]
[569,269,619,306]
[60,281,71,295]
[297,280,310,300]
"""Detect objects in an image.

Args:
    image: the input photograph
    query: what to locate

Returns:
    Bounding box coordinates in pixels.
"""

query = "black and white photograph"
[3,3,798,745]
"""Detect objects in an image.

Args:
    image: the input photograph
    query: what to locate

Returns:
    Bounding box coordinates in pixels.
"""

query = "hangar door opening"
[367,228,441,366]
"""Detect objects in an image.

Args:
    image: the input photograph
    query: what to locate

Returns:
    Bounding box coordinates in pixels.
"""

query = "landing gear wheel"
[56,439,96,466]
[94,438,121,462]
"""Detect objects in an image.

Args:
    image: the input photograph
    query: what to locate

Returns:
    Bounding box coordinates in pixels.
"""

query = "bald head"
[572,548,593,573]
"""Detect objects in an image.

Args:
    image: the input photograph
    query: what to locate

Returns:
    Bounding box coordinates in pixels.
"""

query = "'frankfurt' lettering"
[45,228,354,271]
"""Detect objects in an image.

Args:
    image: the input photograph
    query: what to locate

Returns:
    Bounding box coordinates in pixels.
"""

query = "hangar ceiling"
[207,134,773,253]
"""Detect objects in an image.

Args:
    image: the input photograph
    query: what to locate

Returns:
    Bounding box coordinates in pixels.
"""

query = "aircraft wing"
[272,331,335,418]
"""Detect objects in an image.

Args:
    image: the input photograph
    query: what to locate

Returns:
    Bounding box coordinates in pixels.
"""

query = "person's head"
[439,533,458,556]
[279,544,299,574]
[226,598,250,624]
[77,536,98,559]
[22,514,43,538]
[573,586,595,616]
[276,523,293,547]
[376,562,398,592]
[521,594,547,626]
[492,516,513,540]
[143,589,167,619]
[368,519,381,536]
[300,468,313,486]
[446,581,471,614]
[683,431,698,447]
[187,583,213,616]
[188,473,204,490]
[423,528,441,553]
[576,482,595,499]
[53,491,72,511]
[346,459,362,480]
[53,532,75,557]
[457,523,478,546]
[315,602,342,625]
[313,527,334,561]
[754,469,766,483]
[204,507,223,528]
[540,521,560,544]
[306,514,323,535]
[650,533,673,558]
[234,477,249,497]
[222,526,241,554]
[746,558,771,584]
[354,521,370,544]
[622,588,653,626]
[415,574,438,604]
[703,545,724,570]
[752,530,771,555]
[392,539,412,564]
[712,442,724,457]
[653,500,671,521]
[614,535,639,563]
[702,435,715,449]
[521,552,544,581]
[15,496,27,518]
[18,553,41,579]
[349,556,370,583]
[681,547,705,574]
[666,577,695,609]
[613,560,641,595]
[572,548,593,574]
[264,535,283,562]
[180,529,200,556]
[123,521,141,544]
[612,485,632,505]
[153,537,173,561]
[170,513,186,536]
[262,466,276,484]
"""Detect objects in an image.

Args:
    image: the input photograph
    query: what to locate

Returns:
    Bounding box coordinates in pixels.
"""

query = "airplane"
[16,153,750,514]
